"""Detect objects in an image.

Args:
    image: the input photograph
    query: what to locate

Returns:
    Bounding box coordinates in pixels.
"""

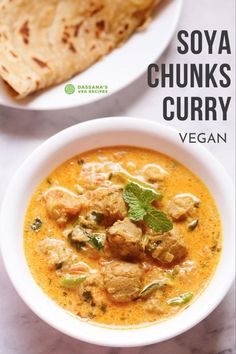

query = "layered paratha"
[0,0,161,99]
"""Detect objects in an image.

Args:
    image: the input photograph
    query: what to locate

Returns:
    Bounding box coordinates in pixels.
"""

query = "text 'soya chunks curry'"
[24,147,222,326]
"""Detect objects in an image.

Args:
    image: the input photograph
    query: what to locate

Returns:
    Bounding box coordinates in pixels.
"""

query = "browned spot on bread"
[19,20,30,44]
[1,65,8,73]
[62,32,70,44]
[91,5,104,16]
[107,45,113,53]
[134,9,147,22]
[118,23,130,36]
[96,20,105,31]
[32,57,48,68]
[2,79,19,96]
[69,43,76,53]
[63,31,70,38]
[74,23,82,37]
[20,21,29,36]
[10,50,18,58]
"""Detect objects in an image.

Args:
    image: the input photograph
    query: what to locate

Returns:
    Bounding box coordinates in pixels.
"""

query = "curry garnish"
[139,280,170,298]
[113,171,163,197]
[30,217,43,232]
[123,182,173,233]
[82,291,93,302]
[90,211,104,223]
[88,234,104,251]
[60,275,86,289]
[188,219,199,231]
[167,292,193,306]
[77,159,85,165]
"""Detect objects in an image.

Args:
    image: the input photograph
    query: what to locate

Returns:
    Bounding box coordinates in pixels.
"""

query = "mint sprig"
[123,182,173,234]
[144,207,173,233]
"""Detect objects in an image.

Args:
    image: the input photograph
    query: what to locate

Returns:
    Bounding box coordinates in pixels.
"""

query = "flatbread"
[0,0,161,99]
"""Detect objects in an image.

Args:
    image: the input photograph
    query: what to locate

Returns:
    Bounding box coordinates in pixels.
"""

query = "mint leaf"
[140,187,160,205]
[123,182,160,206]
[144,207,173,233]
[111,171,163,199]
[123,182,142,207]
[128,204,146,221]
[123,182,173,233]
[123,183,147,221]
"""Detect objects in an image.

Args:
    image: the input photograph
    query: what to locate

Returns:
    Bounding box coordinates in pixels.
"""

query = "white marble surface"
[0,0,235,353]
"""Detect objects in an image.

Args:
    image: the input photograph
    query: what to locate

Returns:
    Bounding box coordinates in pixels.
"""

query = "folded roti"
[0,0,161,99]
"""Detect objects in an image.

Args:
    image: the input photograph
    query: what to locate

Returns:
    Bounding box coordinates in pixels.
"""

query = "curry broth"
[24,147,222,326]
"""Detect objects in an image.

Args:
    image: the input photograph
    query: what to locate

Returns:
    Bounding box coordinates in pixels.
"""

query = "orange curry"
[24,147,222,326]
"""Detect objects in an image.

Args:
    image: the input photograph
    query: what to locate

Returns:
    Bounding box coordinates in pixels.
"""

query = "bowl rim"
[0,117,235,347]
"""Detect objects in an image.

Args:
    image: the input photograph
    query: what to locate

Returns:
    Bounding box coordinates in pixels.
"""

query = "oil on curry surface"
[24,147,222,326]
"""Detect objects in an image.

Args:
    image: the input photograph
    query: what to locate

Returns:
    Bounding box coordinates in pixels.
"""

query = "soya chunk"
[167,194,200,221]
[107,218,143,258]
[38,237,77,269]
[66,226,90,243]
[44,187,85,225]
[103,261,143,303]
[87,186,127,224]
[143,164,167,182]
[77,273,105,307]
[148,229,187,264]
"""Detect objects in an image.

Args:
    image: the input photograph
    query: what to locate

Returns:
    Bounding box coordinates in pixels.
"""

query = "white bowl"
[0,117,235,347]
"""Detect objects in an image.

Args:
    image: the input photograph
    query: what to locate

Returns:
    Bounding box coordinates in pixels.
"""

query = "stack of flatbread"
[0,0,161,99]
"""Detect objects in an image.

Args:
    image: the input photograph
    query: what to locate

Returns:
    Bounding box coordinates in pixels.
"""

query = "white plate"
[0,0,183,110]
